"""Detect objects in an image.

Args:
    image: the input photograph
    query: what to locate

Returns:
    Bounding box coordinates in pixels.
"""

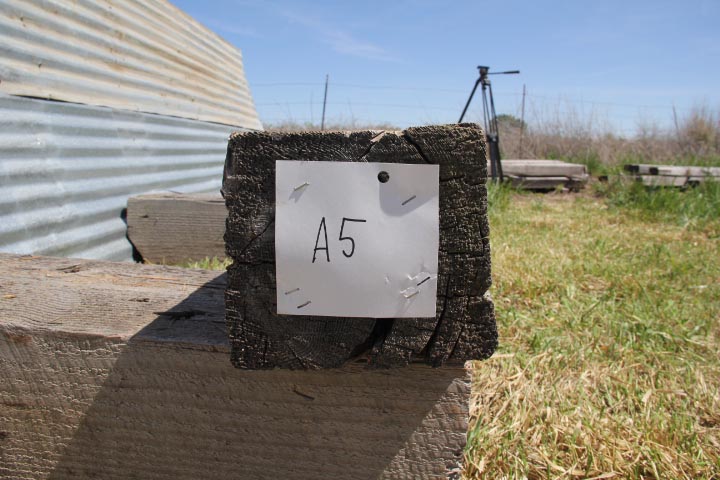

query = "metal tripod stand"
[458,66,519,182]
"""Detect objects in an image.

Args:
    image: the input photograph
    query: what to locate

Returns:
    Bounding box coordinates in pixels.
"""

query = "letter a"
[312,217,330,263]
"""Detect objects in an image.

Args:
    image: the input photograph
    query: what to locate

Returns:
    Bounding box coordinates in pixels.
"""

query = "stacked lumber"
[222,124,498,369]
[501,159,589,191]
[0,254,470,479]
[127,193,227,264]
[624,164,720,187]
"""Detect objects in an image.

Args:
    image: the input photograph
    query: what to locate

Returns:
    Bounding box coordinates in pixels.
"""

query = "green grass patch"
[487,181,516,216]
[595,178,720,235]
[564,152,609,176]
[466,192,720,479]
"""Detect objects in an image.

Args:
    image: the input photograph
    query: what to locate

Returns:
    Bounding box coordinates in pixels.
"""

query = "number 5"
[339,218,367,258]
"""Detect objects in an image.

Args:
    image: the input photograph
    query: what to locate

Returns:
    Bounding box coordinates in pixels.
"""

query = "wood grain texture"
[637,175,689,187]
[127,193,227,263]
[501,160,589,191]
[623,164,720,187]
[222,124,497,369]
[501,159,588,177]
[0,254,469,480]
[505,175,587,191]
[625,164,720,177]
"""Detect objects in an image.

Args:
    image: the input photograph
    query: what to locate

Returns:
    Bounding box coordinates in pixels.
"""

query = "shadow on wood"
[0,255,468,479]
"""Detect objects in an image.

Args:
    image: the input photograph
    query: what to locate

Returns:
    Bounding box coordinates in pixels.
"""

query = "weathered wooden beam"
[500,159,589,191]
[623,164,720,187]
[637,175,689,187]
[625,164,720,178]
[506,174,587,191]
[501,159,588,177]
[0,254,470,480]
[127,193,227,264]
[222,125,497,369]
[652,165,720,178]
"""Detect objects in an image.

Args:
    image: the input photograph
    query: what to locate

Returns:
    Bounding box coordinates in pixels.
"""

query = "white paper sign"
[275,160,439,318]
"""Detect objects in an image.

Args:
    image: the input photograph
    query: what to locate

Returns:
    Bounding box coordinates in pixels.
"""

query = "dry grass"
[266,104,720,171]
[500,105,720,172]
[263,119,399,132]
[180,256,231,270]
[466,189,720,479]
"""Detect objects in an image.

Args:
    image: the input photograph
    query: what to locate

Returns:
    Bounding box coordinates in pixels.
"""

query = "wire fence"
[251,81,710,137]
[253,81,698,111]
[250,81,720,165]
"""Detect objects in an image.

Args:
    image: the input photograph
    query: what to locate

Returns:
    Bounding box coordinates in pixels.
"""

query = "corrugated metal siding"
[0,0,262,129]
[0,93,240,261]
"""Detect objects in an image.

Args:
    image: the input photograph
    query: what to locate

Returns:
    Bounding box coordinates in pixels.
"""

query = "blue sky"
[171,0,719,135]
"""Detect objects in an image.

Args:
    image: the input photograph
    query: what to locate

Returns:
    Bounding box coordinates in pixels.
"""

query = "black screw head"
[377,171,390,183]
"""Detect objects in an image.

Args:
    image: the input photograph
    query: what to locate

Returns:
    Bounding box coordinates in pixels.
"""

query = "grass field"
[182,180,719,479]
[466,182,719,479]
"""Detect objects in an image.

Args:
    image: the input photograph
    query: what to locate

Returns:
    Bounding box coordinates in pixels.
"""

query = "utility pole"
[321,74,329,130]
[519,84,526,158]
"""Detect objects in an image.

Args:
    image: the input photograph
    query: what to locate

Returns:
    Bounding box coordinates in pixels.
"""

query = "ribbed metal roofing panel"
[0,93,239,261]
[0,0,262,129]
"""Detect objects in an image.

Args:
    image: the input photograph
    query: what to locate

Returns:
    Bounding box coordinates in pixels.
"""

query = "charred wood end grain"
[223,124,497,369]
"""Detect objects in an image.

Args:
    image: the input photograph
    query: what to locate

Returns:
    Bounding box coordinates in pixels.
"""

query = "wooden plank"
[506,175,586,191]
[652,165,720,177]
[500,160,589,191]
[223,125,497,369]
[127,193,227,264]
[0,253,469,480]
[624,164,653,174]
[624,163,720,187]
[638,175,688,187]
[625,164,720,177]
[501,159,588,177]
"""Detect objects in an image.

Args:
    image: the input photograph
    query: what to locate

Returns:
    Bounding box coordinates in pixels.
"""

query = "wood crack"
[422,277,453,361]
[358,131,386,161]
[439,174,466,183]
[402,131,433,164]
[292,386,315,401]
[234,219,274,260]
[448,324,466,360]
[152,309,208,319]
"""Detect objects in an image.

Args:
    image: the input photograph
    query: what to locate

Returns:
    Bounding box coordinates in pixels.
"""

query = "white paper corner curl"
[275,160,439,318]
